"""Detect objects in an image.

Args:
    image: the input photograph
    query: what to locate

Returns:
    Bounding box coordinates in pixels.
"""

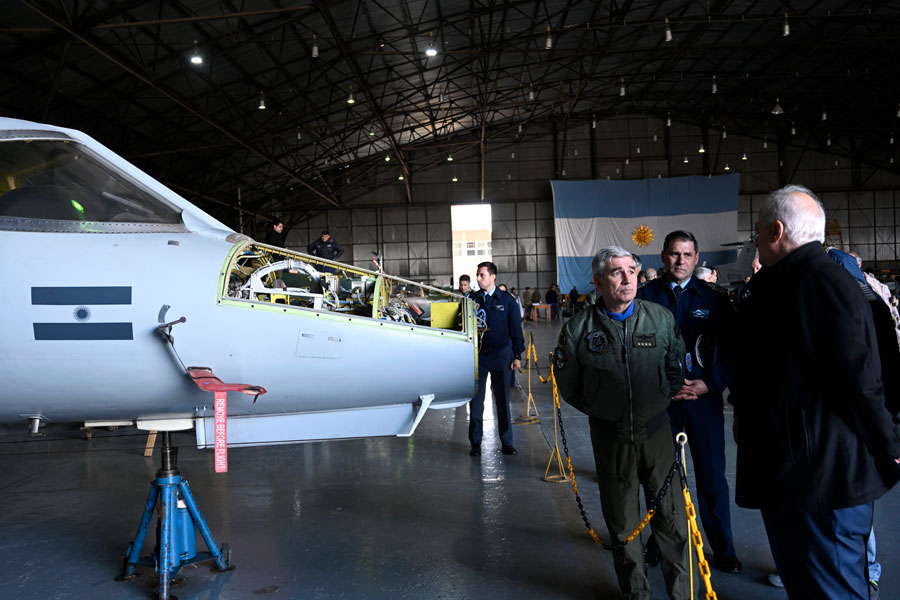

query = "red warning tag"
[214,391,228,473]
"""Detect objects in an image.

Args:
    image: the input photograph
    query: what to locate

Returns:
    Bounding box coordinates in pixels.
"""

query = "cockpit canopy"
[0,136,183,230]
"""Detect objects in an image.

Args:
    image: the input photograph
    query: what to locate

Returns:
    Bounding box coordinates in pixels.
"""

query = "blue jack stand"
[116,431,234,600]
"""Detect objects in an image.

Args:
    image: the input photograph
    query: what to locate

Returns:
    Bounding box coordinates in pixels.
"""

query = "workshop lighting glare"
[772,98,784,115]
[425,46,437,57]
[698,143,705,154]
[190,40,202,65]
[368,131,376,136]
[258,92,266,110]
[724,163,730,171]
[783,13,790,37]
[545,27,553,50]
[398,175,405,181]
[447,153,453,162]
[619,78,626,96]
[311,35,319,58]
[664,18,673,42]
[742,153,748,160]
[384,155,391,162]
[711,76,717,94]
[346,87,355,104]
[683,155,689,164]
[451,176,458,182]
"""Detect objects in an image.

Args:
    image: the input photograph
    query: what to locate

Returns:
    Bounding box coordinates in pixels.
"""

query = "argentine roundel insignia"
[588,331,609,352]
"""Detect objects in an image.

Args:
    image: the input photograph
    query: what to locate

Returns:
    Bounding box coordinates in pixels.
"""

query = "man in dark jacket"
[731,184,900,599]
[637,230,741,574]
[467,261,524,457]
[555,246,692,600]
[265,220,285,247]
[307,230,344,261]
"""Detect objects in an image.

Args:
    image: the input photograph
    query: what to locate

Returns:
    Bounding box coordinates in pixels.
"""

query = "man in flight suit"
[468,261,524,457]
[555,246,692,599]
[637,230,741,574]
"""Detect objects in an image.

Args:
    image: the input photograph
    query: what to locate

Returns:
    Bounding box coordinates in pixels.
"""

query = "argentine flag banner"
[553,174,739,293]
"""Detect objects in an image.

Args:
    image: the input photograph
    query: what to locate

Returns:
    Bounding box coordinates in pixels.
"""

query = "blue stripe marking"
[552,174,739,219]
[33,323,133,340]
[31,286,132,305]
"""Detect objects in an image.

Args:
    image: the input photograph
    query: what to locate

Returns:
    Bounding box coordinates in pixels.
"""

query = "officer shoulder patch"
[633,333,656,348]
[587,331,609,352]
[554,347,567,370]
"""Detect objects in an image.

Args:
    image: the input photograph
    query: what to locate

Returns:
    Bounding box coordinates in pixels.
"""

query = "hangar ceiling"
[2,1,899,229]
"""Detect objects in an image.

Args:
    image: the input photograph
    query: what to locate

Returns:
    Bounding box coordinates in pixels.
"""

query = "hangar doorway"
[451,204,492,290]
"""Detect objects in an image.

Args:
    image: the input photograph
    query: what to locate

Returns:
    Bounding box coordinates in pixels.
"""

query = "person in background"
[307,230,344,273]
[458,274,472,295]
[644,267,658,281]
[522,286,534,320]
[265,220,285,247]
[546,284,559,319]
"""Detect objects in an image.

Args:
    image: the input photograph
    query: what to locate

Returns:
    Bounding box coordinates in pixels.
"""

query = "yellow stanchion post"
[513,332,541,424]
[543,362,568,483]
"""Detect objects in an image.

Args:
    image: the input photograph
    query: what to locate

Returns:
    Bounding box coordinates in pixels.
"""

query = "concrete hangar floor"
[0,320,897,600]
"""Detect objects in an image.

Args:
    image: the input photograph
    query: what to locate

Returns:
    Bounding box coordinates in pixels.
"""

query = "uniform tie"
[673,284,683,299]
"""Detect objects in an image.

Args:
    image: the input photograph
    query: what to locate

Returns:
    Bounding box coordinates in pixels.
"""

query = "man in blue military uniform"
[637,230,742,574]
[468,261,524,456]
[307,230,344,274]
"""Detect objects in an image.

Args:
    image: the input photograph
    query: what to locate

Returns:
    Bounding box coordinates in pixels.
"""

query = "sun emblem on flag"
[632,224,654,247]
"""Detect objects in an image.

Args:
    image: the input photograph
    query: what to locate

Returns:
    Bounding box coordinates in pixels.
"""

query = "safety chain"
[676,435,719,600]
[519,332,549,383]
[550,364,680,551]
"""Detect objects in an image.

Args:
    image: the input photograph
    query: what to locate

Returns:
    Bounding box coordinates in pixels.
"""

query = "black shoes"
[501,445,518,455]
[469,444,481,456]
[714,554,743,573]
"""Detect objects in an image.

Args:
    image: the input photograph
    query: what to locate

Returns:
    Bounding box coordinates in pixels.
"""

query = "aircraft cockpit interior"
[224,243,472,333]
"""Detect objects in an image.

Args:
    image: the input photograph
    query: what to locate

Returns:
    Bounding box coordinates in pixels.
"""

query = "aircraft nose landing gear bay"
[115,430,234,600]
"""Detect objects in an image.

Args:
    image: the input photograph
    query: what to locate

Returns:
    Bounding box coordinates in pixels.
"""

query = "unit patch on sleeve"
[633,333,657,348]
[587,331,609,352]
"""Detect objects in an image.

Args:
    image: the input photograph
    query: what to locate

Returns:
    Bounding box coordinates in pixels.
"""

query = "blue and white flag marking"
[552,175,739,293]
[31,286,133,340]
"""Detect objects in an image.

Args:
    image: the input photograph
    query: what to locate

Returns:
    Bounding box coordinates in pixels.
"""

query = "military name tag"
[494,304,505,311]
[690,308,710,319]
[633,333,656,348]
[588,331,609,352]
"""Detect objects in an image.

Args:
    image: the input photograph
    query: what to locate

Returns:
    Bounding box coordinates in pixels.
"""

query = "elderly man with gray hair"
[731,184,900,599]
[554,246,694,599]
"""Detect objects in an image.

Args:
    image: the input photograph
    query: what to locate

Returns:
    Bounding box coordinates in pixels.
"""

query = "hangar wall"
[284,114,900,280]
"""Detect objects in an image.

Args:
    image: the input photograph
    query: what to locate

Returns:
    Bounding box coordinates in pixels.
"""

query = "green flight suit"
[555,299,693,600]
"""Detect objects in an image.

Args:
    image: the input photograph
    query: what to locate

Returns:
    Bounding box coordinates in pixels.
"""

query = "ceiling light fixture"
[698,143,705,154]
[451,176,458,182]
[311,34,319,58]
[711,75,718,94]
[891,133,895,145]
[683,155,689,164]
[791,122,797,135]
[783,13,790,37]
[619,78,626,97]
[545,26,553,50]
[664,17,673,42]
[666,113,672,127]
[398,174,405,181]
[772,97,784,115]
[722,129,727,139]
[447,153,454,162]
[636,146,641,154]
[426,32,437,56]
[826,134,832,146]
[592,116,596,129]
[763,138,768,149]
[346,85,355,105]
[625,158,630,165]
[384,155,391,162]
[528,83,535,102]
[742,153,748,160]
[724,163,731,171]
[821,107,827,121]
[653,133,658,142]
[258,92,266,110]
[190,40,203,65]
